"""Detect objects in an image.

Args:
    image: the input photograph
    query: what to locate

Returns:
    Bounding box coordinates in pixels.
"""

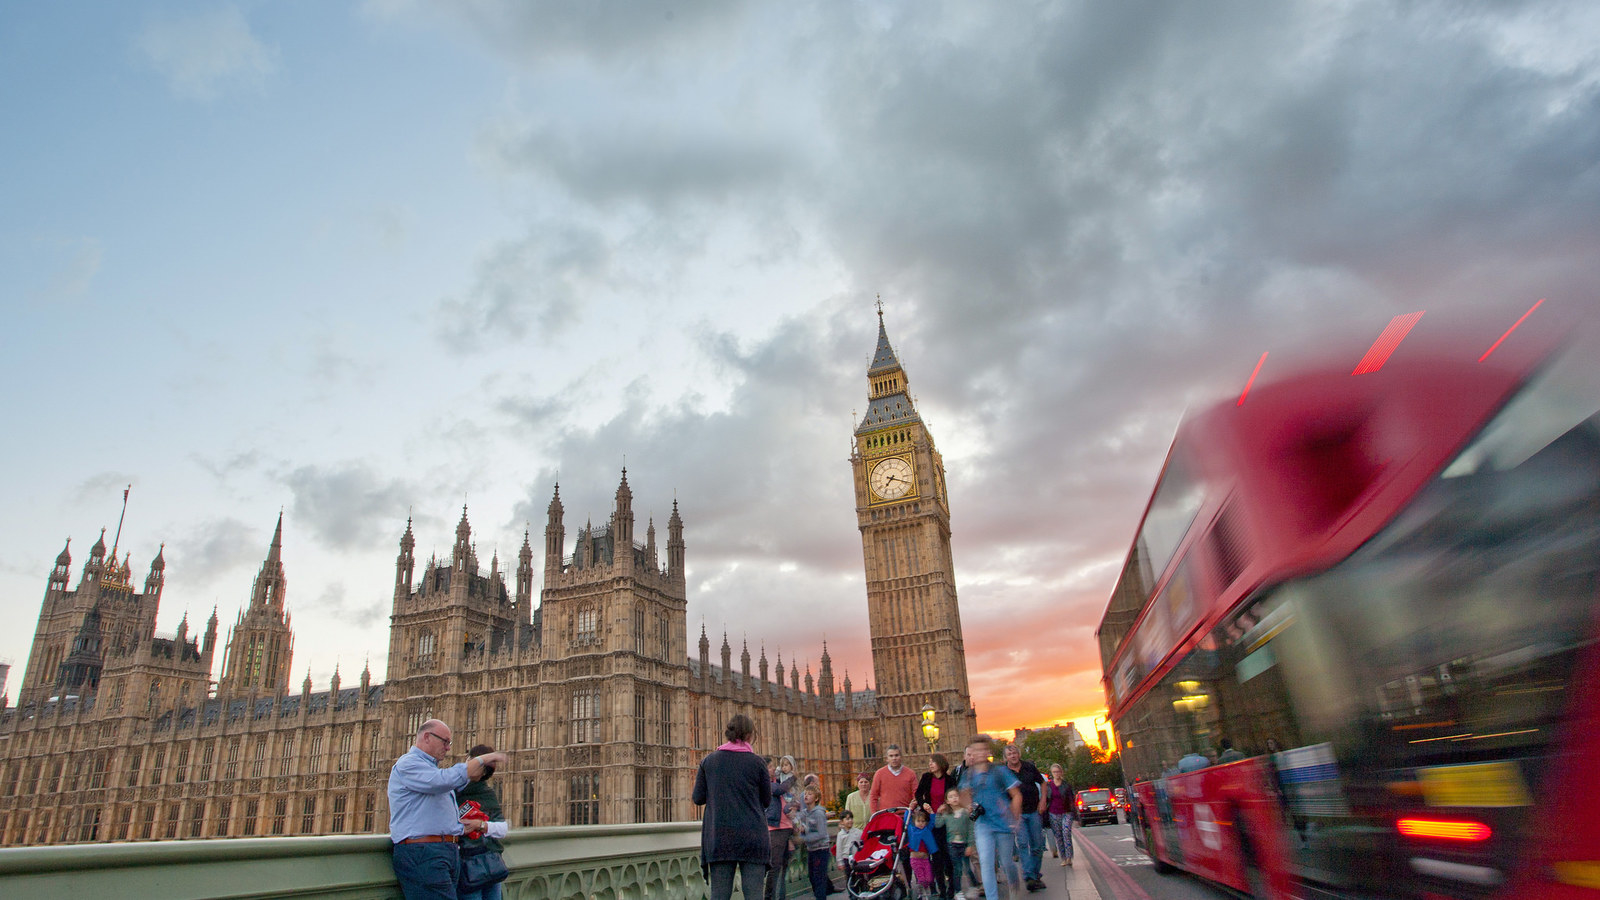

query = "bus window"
[1115,637,1225,780]
[1211,593,1308,759]
[1099,452,1205,679]
[1138,453,1204,590]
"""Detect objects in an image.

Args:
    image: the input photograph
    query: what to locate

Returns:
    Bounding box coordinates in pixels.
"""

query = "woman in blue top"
[958,735,1023,900]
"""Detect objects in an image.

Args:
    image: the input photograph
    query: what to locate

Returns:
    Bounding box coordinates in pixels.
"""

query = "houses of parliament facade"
[0,314,978,846]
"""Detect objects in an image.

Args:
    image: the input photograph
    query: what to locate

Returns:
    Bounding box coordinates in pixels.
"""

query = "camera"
[970,802,986,823]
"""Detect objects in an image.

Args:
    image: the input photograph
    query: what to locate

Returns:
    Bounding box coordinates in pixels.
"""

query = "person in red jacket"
[868,744,917,814]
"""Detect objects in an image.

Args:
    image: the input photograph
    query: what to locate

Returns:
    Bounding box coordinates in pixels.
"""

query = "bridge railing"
[0,822,778,900]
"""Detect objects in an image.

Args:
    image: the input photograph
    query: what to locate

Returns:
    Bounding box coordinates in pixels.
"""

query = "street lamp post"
[920,704,940,753]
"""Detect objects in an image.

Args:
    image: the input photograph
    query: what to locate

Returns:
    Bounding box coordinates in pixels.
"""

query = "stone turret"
[613,469,634,573]
[818,641,835,700]
[666,500,685,580]
[516,529,534,617]
[395,518,416,600]
[544,484,565,587]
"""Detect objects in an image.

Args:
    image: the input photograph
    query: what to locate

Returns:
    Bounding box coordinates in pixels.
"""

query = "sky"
[2,1,1598,737]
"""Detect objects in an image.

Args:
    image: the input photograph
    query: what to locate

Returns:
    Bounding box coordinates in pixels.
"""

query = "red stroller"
[845,807,911,900]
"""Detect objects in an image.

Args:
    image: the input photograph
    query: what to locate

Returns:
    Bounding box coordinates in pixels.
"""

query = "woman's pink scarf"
[718,740,754,752]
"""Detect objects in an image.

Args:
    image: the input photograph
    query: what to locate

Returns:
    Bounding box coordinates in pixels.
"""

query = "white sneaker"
[953,894,965,900]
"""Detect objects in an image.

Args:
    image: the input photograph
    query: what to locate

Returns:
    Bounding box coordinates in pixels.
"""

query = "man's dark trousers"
[392,841,461,900]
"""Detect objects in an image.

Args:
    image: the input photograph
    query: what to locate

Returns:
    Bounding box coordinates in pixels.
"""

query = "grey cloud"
[24,237,102,304]
[283,463,414,551]
[436,223,607,351]
[444,0,749,65]
[73,472,136,506]
[167,517,263,587]
[807,0,1600,381]
[507,313,865,578]
[311,582,388,630]
[191,451,264,484]
[487,118,799,211]
[498,393,572,434]
[136,7,277,101]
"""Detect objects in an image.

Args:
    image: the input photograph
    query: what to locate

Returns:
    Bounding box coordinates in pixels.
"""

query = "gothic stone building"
[0,313,976,845]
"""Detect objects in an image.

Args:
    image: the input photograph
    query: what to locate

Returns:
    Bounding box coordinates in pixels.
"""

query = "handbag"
[459,841,510,892]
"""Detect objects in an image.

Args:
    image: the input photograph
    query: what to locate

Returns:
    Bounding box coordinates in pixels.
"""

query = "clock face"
[869,456,915,500]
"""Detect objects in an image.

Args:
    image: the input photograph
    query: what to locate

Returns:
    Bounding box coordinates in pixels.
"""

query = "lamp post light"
[920,704,940,753]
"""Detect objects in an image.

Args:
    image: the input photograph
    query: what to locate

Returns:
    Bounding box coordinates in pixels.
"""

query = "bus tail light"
[1397,818,1492,842]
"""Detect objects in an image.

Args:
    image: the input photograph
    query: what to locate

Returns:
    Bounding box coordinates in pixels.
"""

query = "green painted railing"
[0,822,821,899]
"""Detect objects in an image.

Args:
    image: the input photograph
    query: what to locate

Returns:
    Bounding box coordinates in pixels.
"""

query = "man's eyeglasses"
[422,731,452,747]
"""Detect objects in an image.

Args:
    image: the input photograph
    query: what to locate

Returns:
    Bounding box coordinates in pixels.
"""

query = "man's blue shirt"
[960,764,1020,828]
[387,745,472,843]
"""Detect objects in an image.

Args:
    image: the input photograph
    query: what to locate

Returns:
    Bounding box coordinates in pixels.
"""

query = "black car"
[1075,788,1118,826]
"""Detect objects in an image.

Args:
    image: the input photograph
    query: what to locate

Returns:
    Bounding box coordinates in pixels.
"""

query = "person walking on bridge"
[388,719,509,900]
[869,744,916,814]
[959,735,1022,900]
[1041,763,1075,869]
[1003,743,1046,892]
[693,714,771,900]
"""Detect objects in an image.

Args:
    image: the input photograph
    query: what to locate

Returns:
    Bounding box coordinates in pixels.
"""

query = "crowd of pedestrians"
[695,715,847,900]
[380,712,1084,900]
[692,722,1081,900]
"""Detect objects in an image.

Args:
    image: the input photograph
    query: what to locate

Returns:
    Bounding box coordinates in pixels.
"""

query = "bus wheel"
[1152,855,1175,875]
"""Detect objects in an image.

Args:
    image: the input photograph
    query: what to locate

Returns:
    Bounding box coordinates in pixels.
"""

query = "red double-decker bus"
[1096,324,1600,899]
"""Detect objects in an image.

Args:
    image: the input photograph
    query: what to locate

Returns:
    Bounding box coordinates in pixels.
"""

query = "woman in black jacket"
[458,743,510,900]
[913,754,954,900]
[693,714,772,900]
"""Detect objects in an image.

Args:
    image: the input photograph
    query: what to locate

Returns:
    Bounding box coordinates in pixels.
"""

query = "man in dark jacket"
[1004,744,1047,892]
[693,714,772,900]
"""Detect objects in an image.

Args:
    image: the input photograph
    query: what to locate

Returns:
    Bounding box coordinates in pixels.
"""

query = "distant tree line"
[996,730,1124,790]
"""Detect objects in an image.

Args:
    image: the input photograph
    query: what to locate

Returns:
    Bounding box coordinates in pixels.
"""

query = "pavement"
[948,828,1103,900]
[1034,843,1103,900]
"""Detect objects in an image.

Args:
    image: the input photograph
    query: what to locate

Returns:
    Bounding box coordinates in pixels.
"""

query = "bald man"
[388,718,509,900]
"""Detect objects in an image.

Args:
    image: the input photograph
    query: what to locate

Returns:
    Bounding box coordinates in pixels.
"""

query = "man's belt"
[399,835,459,844]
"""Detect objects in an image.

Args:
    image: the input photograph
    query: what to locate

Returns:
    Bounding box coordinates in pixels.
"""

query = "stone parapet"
[0,822,761,899]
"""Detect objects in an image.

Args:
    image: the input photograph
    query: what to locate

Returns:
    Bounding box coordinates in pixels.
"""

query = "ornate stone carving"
[504,853,706,900]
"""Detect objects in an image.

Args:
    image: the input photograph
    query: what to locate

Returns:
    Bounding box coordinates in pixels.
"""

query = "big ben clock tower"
[852,307,977,754]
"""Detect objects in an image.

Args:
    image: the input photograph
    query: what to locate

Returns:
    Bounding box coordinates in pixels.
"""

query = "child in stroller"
[845,807,912,900]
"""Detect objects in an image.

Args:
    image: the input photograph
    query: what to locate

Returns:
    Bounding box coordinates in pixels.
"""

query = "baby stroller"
[845,807,912,900]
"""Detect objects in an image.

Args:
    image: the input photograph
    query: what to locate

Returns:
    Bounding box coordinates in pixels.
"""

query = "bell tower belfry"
[850,306,977,753]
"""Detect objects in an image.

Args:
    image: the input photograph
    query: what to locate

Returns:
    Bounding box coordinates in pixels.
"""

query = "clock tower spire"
[850,305,976,753]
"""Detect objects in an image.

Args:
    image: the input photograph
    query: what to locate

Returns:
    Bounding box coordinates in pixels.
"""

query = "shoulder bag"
[459,840,510,892]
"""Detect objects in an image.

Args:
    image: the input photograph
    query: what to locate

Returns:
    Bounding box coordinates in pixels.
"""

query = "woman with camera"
[957,735,1023,900]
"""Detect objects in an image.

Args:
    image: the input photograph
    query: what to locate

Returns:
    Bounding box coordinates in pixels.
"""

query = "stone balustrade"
[0,821,816,899]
